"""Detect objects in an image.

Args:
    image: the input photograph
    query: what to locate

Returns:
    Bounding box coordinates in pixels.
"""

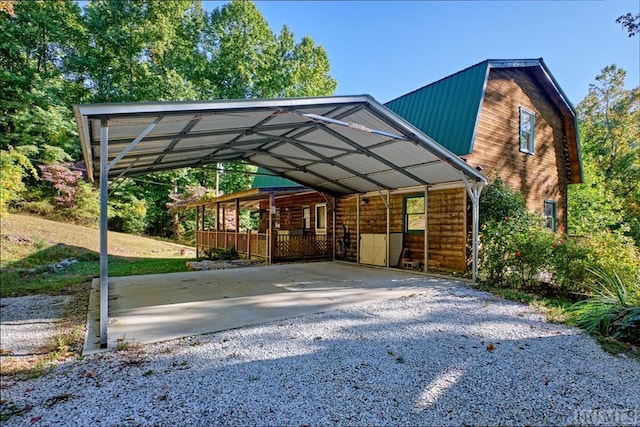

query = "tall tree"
[199,0,336,99]
[75,0,203,102]
[0,0,85,210]
[573,65,640,244]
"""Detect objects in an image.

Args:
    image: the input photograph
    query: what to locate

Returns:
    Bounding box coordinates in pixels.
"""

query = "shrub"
[479,175,528,225]
[204,247,238,261]
[569,267,640,345]
[549,237,591,297]
[481,213,556,291]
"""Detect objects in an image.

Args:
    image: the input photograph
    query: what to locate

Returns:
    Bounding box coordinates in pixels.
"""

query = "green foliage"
[109,195,148,235]
[479,177,640,300]
[37,163,99,226]
[204,246,238,261]
[480,214,555,291]
[0,147,37,212]
[569,267,640,345]
[3,0,337,239]
[479,175,528,226]
[576,65,640,245]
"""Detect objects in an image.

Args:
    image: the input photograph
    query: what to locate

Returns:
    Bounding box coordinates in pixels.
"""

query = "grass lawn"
[1,213,195,297]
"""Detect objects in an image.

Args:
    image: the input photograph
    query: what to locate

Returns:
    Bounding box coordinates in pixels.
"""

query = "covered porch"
[189,187,334,262]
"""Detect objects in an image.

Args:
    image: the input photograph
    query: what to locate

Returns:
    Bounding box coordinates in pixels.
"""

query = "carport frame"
[75,95,487,349]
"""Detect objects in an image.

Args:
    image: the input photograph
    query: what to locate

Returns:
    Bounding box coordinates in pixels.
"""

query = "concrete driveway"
[84,262,460,353]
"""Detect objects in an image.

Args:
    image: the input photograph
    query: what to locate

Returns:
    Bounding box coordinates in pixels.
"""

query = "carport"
[74,95,487,348]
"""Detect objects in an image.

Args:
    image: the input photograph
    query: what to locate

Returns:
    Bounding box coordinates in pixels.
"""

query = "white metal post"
[356,195,360,264]
[386,190,390,268]
[99,119,109,348]
[424,186,429,273]
[332,197,336,261]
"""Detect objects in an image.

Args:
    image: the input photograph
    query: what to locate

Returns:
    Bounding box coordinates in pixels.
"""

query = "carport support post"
[332,197,336,261]
[99,118,109,349]
[461,176,483,282]
[268,192,274,263]
[386,190,390,268]
[356,195,360,264]
[424,186,429,273]
[235,198,240,250]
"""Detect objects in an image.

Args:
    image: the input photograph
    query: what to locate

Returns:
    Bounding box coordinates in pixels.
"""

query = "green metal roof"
[385,60,490,156]
[251,167,304,189]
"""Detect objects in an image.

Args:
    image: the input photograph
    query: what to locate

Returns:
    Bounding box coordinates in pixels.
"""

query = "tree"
[616,12,640,37]
[575,65,640,244]
[74,0,203,103]
[0,0,85,209]
[198,0,335,99]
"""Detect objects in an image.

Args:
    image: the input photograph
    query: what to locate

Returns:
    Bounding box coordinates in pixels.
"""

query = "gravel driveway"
[1,284,638,426]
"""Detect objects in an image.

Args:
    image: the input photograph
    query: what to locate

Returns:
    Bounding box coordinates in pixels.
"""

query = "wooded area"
[0,0,336,239]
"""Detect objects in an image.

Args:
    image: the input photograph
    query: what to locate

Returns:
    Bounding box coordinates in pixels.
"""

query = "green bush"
[479,175,528,226]
[569,268,640,345]
[204,247,238,261]
[549,237,591,297]
[109,196,148,234]
[480,214,556,291]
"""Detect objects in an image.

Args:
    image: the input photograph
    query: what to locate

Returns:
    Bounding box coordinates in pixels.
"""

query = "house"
[190,59,582,274]
[385,58,583,231]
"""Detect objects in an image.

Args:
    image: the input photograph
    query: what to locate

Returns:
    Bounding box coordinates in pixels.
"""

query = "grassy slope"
[0,213,195,297]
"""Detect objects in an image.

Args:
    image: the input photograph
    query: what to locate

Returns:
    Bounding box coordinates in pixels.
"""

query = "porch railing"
[195,231,332,261]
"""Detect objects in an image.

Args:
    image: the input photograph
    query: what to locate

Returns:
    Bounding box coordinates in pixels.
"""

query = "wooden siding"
[258,193,332,234]
[335,188,467,272]
[468,67,569,229]
[427,188,467,272]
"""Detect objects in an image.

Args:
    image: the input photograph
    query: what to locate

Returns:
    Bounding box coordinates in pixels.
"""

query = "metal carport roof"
[73,95,487,349]
[74,95,486,192]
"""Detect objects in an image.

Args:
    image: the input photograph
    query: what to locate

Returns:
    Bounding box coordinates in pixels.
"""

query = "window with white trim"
[315,203,327,235]
[544,200,557,231]
[404,195,426,233]
[519,107,535,154]
[302,205,311,230]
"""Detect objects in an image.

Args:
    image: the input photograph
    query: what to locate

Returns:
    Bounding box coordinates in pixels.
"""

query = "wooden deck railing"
[195,231,332,261]
[273,234,332,260]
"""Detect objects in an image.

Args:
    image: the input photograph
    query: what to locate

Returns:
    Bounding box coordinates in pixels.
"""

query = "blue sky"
[205,0,639,106]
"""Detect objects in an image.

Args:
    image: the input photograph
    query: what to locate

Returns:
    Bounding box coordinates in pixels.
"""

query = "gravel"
[1,295,73,357]
[1,285,639,426]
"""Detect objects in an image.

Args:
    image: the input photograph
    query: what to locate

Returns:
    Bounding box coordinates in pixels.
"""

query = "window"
[519,107,535,154]
[274,208,281,229]
[315,203,327,235]
[302,206,311,230]
[404,195,425,233]
[544,200,557,231]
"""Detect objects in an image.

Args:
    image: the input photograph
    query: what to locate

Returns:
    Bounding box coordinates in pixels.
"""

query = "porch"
[195,230,332,261]
[190,187,335,263]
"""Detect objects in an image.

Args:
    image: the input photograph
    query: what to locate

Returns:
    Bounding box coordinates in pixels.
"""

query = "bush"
[109,196,148,234]
[204,247,238,261]
[569,267,640,345]
[480,214,556,291]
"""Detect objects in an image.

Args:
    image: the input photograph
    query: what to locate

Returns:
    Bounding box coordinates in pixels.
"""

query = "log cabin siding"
[258,193,333,234]
[334,188,467,272]
[427,188,467,272]
[468,68,569,228]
